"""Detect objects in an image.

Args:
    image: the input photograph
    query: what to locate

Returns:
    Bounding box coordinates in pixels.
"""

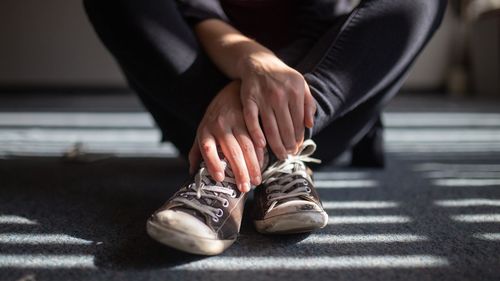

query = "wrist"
[236,52,280,78]
[235,54,255,79]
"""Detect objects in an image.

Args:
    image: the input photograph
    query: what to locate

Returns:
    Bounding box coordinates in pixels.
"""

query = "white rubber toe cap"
[152,209,217,240]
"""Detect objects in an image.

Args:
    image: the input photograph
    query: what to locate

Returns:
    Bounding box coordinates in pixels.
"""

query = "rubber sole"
[146,220,235,256]
[254,210,328,234]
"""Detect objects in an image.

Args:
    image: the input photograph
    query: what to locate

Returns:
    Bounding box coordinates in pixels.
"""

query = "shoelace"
[172,160,237,222]
[261,139,321,214]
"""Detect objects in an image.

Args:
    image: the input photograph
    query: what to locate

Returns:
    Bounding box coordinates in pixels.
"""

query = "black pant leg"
[83,0,230,157]
[278,0,447,165]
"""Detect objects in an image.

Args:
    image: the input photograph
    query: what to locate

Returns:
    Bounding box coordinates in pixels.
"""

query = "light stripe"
[322,201,399,209]
[0,112,154,128]
[414,163,500,172]
[473,233,500,241]
[0,128,161,143]
[298,234,427,244]
[383,113,500,127]
[315,180,378,189]
[385,129,500,142]
[435,199,500,207]
[386,143,500,153]
[328,215,411,224]
[0,254,95,268]
[0,215,37,225]
[314,172,369,180]
[433,179,500,187]
[172,255,448,270]
[0,234,93,245]
[424,171,500,179]
[0,141,179,158]
[451,214,500,223]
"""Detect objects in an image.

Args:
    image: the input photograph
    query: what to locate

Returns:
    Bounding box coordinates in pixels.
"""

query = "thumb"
[304,82,316,128]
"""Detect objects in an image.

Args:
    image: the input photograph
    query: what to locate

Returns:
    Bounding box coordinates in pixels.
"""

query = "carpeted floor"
[0,92,499,281]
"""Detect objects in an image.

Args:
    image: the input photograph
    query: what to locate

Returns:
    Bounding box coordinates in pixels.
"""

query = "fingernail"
[215,172,224,181]
[254,176,261,185]
[259,138,266,147]
[240,182,250,193]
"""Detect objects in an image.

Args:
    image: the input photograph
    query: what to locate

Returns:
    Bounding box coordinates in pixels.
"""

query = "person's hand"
[188,80,264,193]
[238,52,316,159]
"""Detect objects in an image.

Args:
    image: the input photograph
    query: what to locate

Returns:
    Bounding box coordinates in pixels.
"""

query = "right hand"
[188,80,264,193]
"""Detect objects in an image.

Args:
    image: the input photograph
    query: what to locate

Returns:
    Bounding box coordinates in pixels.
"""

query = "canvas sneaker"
[146,159,247,255]
[253,139,328,234]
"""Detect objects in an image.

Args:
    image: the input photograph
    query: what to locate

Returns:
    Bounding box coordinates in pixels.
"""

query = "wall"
[0,0,456,89]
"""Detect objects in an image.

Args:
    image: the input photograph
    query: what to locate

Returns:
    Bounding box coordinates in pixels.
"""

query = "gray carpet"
[0,93,500,281]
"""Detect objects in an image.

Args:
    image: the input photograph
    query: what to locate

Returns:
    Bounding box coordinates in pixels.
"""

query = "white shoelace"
[261,139,321,214]
[173,161,237,222]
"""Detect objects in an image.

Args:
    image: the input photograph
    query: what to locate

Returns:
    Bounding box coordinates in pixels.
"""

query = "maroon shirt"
[219,0,294,50]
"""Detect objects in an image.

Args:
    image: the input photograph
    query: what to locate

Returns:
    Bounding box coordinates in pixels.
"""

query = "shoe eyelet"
[216,208,224,217]
[305,187,312,193]
[231,190,237,198]
[222,200,229,208]
[212,217,219,222]
[303,180,308,185]
[265,188,270,194]
[266,195,272,200]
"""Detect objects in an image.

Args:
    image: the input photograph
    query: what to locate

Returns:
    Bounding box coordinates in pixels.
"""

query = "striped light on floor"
[424,171,500,179]
[0,112,154,128]
[313,172,370,180]
[0,255,95,268]
[433,179,500,187]
[383,113,500,128]
[451,214,500,223]
[314,180,378,189]
[172,255,449,270]
[0,215,37,225]
[414,163,500,172]
[435,199,500,207]
[321,201,399,210]
[297,234,428,244]
[328,215,412,224]
[473,233,500,241]
[0,234,93,245]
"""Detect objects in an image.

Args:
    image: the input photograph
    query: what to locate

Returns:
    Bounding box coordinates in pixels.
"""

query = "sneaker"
[146,160,246,255]
[253,139,328,234]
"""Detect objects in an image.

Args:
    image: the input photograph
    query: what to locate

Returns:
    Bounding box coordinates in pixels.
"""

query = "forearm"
[193,18,277,79]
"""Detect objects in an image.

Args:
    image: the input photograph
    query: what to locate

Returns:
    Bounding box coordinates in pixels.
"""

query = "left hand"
[238,52,317,160]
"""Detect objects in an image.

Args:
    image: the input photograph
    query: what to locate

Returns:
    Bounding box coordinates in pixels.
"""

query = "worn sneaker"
[253,139,328,234]
[146,160,246,255]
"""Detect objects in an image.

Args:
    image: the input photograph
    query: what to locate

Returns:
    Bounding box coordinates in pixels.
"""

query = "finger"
[256,146,264,170]
[198,130,225,182]
[188,140,202,175]
[242,100,266,148]
[273,104,297,153]
[218,132,251,193]
[304,81,317,128]
[234,128,262,186]
[288,92,305,147]
[261,110,287,160]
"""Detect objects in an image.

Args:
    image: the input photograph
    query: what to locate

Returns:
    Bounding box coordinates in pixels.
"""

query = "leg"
[277,0,447,166]
[83,0,230,157]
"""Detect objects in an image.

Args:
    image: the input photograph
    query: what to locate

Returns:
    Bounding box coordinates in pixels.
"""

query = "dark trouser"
[83,0,446,165]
